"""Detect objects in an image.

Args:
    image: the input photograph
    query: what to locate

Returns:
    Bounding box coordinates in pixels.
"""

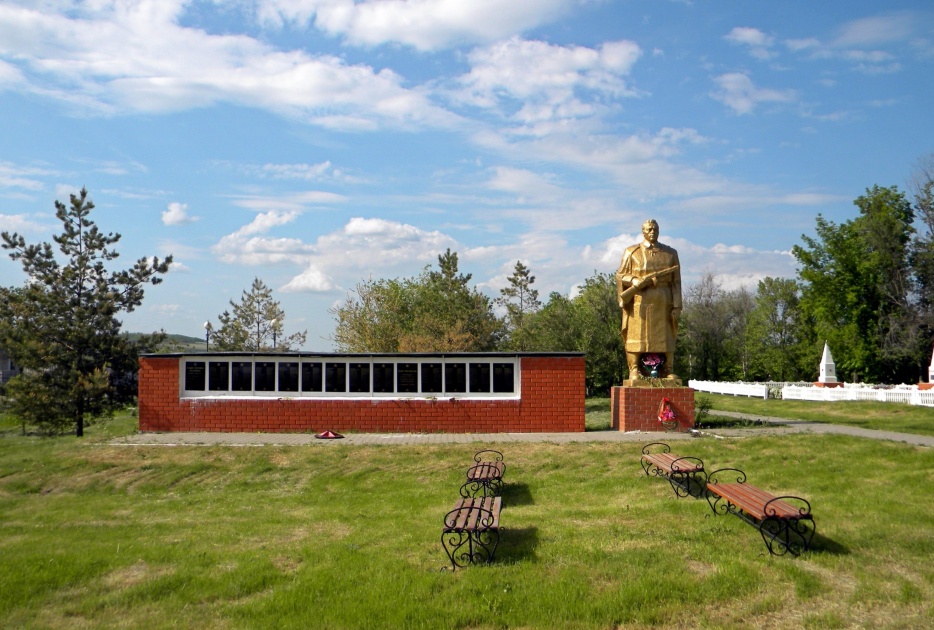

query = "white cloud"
[0,213,47,233]
[832,13,916,48]
[724,26,777,60]
[0,162,50,191]
[280,265,333,292]
[0,1,457,130]
[229,190,348,213]
[257,0,576,51]
[257,161,335,180]
[161,202,197,226]
[454,37,642,122]
[710,72,795,115]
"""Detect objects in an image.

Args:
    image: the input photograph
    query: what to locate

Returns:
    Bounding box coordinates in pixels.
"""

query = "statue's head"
[642,219,659,243]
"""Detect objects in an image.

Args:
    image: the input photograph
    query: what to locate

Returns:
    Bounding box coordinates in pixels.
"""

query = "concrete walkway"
[110,410,933,448]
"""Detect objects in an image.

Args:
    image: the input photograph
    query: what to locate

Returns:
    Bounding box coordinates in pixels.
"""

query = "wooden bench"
[705,467,815,556]
[640,442,707,498]
[460,449,506,498]
[441,496,502,570]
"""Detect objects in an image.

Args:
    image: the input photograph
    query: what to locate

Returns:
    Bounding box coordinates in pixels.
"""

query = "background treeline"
[2,163,932,435]
[333,161,934,394]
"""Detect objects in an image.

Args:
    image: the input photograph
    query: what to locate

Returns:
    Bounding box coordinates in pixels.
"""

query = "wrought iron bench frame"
[704,467,815,556]
[460,449,506,498]
[640,442,707,498]
[441,496,502,570]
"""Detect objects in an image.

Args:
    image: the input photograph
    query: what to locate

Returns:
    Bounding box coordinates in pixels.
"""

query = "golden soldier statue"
[616,219,682,381]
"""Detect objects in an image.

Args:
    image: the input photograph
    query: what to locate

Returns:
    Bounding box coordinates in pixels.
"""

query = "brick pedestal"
[611,386,695,432]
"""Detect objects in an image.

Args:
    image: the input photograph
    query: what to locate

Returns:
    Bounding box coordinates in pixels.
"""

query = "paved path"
[110,410,934,447]
[708,410,934,447]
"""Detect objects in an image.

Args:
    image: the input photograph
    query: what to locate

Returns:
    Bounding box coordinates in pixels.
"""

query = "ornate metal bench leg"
[441,529,500,570]
[759,516,815,556]
[442,530,471,570]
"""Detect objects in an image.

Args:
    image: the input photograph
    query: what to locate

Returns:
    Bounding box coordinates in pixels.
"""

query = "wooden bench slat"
[444,497,501,532]
[708,483,803,520]
[644,453,704,474]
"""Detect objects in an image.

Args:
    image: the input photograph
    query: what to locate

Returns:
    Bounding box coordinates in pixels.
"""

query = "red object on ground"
[315,430,344,439]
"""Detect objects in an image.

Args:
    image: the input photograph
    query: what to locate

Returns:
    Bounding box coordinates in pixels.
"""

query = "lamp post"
[203,321,212,352]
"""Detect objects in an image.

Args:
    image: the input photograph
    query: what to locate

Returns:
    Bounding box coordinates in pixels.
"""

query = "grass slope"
[1,411,932,628]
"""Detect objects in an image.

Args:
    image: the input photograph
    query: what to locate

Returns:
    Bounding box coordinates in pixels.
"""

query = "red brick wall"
[611,386,695,432]
[138,355,585,433]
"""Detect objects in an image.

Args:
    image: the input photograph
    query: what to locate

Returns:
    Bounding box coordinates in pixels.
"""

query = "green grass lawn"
[1,409,933,628]
[699,393,934,437]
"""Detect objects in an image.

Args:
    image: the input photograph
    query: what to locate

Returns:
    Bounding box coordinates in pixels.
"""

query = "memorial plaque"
[373,363,395,392]
[325,362,347,392]
[232,362,252,391]
[301,362,323,392]
[445,363,467,393]
[421,363,442,393]
[185,361,206,391]
[493,363,515,393]
[255,362,275,391]
[349,362,370,392]
[209,361,229,391]
[397,363,419,393]
[278,362,299,392]
[469,362,491,393]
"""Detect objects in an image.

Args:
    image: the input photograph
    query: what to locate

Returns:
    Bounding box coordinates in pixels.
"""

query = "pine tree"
[210,278,307,351]
[0,189,172,436]
[496,260,542,350]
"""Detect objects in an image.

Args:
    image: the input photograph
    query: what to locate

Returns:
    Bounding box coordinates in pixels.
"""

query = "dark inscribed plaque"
[209,361,229,391]
[397,363,418,393]
[493,363,515,393]
[349,362,371,392]
[469,362,491,393]
[185,362,206,391]
[255,362,276,391]
[421,363,442,393]
[278,362,299,392]
[232,362,252,391]
[445,363,467,393]
[373,363,395,393]
[325,362,347,392]
[301,362,323,392]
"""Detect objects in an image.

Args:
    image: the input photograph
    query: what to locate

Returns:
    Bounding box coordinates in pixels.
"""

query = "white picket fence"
[689,380,934,408]
[783,385,934,407]
[688,380,769,399]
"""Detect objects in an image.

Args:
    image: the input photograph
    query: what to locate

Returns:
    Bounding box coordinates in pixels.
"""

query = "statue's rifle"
[617,265,679,305]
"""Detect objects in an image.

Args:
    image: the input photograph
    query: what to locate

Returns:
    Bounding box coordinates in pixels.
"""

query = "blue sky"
[1,0,932,350]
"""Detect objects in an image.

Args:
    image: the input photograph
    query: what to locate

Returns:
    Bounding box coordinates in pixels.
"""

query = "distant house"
[0,349,21,384]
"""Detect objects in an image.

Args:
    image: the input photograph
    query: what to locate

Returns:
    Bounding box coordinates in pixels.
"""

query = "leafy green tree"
[331,250,502,352]
[496,260,542,350]
[520,272,624,395]
[521,292,582,352]
[330,277,410,352]
[572,272,626,395]
[909,154,934,374]
[0,189,172,436]
[793,186,916,382]
[747,277,808,381]
[211,277,307,351]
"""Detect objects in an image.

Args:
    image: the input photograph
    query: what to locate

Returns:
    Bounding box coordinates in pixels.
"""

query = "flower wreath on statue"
[657,397,676,425]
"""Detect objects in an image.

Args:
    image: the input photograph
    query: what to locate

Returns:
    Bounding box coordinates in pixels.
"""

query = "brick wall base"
[138,355,585,433]
[611,386,695,432]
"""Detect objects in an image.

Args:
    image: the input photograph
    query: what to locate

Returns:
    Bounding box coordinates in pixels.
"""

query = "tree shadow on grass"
[501,482,533,506]
[497,526,539,566]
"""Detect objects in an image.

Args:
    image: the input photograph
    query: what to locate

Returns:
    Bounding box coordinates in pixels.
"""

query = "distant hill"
[125,332,205,353]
